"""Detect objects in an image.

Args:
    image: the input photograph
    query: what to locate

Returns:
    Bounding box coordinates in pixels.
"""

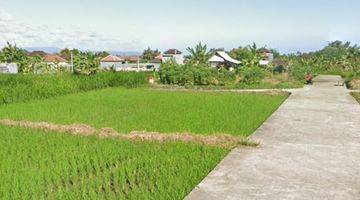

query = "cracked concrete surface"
[186,75,360,200]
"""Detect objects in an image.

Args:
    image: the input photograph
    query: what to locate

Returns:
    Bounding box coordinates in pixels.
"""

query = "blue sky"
[1,0,360,53]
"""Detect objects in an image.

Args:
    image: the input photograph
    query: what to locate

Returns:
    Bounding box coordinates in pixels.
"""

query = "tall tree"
[187,42,212,65]
[95,51,110,58]
[0,42,28,63]
[73,52,100,75]
[58,48,80,61]
[240,43,262,68]
[142,47,160,61]
[0,42,31,72]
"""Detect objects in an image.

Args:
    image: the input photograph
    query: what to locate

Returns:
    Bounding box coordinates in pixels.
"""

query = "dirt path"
[186,75,360,200]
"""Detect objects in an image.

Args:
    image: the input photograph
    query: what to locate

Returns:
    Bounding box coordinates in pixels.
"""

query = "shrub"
[74,53,100,75]
[288,61,311,82]
[240,66,267,84]
[159,63,238,86]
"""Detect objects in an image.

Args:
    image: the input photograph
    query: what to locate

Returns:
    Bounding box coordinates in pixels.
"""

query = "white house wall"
[0,63,18,74]
[162,55,185,65]
[100,62,124,69]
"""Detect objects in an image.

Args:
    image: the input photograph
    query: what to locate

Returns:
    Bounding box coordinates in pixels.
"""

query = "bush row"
[0,72,148,104]
[159,63,270,86]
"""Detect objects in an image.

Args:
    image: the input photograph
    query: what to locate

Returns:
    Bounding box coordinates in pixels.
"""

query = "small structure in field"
[258,48,274,66]
[0,63,18,74]
[162,49,185,65]
[100,55,124,69]
[120,56,140,63]
[43,54,70,68]
[209,51,241,68]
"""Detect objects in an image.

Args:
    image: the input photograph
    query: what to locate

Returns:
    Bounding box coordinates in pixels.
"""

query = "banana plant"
[187,42,212,65]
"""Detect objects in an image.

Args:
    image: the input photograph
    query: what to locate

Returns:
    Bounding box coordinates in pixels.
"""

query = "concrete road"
[186,75,360,200]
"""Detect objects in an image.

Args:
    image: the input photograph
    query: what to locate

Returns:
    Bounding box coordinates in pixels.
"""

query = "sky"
[0,0,360,53]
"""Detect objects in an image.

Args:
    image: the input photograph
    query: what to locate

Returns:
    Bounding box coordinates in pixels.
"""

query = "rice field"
[0,125,228,199]
[0,88,288,199]
[0,88,288,136]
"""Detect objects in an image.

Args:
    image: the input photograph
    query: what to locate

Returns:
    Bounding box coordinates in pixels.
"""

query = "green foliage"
[57,48,81,61]
[288,59,312,82]
[285,41,360,77]
[142,47,160,61]
[240,66,268,84]
[0,72,148,105]
[187,42,212,65]
[230,43,262,68]
[0,125,228,199]
[159,62,236,86]
[0,42,29,72]
[95,51,110,58]
[74,52,101,75]
[0,42,27,63]
[0,88,288,136]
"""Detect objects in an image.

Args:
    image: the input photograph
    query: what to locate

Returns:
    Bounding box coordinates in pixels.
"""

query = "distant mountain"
[24,47,61,54]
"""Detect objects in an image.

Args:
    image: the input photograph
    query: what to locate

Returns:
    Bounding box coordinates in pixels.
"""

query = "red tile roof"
[119,56,139,62]
[101,55,124,62]
[43,54,68,63]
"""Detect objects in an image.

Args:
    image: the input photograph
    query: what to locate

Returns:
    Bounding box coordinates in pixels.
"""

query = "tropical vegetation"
[0,125,228,199]
[158,41,360,89]
[0,72,148,105]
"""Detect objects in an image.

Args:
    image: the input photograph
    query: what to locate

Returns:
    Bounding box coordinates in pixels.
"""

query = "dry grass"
[351,92,360,103]
[0,119,259,149]
[349,79,360,90]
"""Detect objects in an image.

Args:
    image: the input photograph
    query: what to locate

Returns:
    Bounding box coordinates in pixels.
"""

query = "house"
[162,49,185,65]
[0,63,18,74]
[120,56,140,63]
[100,55,124,69]
[258,48,274,66]
[209,51,241,68]
[146,57,162,71]
[43,54,70,68]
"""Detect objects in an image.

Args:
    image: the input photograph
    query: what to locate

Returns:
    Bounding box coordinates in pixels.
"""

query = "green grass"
[0,88,288,136]
[0,72,148,105]
[0,125,227,199]
[352,93,360,103]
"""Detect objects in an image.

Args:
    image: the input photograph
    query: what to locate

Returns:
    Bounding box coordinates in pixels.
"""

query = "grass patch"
[0,125,228,199]
[0,88,288,136]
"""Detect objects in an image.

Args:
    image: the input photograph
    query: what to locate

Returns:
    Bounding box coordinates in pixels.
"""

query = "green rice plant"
[0,72,148,105]
[0,125,228,199]
[0,88,288,136]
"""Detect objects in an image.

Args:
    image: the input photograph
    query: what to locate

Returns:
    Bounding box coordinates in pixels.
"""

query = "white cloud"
[0,10,143,51]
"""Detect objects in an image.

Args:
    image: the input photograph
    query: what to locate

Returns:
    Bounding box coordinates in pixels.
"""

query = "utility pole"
[137,57,140,72]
